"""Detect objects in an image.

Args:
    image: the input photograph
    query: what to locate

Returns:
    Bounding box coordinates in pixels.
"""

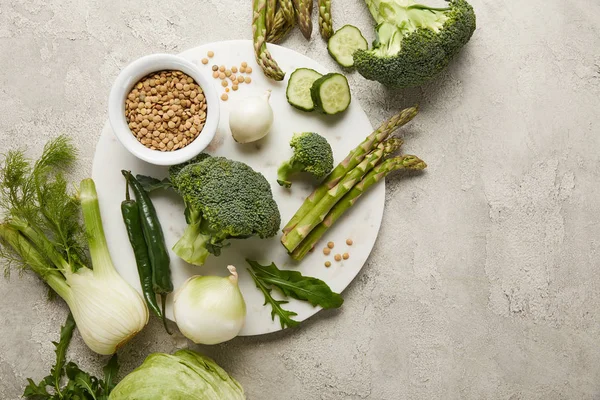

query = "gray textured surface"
[1,0,599,399]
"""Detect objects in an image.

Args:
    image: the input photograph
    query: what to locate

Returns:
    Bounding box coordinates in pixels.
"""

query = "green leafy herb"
[246,259,344,329]
[23,313,119,400]
[135,175,172,193]
[247,259,343,308]
[247,267,299,329]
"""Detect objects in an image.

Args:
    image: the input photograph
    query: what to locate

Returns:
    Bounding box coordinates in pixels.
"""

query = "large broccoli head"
[354,0,476,88]
[277,132,334,188]
[170,156,281,266]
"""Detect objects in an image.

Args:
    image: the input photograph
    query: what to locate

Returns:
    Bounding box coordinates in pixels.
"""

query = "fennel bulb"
[109,350,245,399]
[0,137,148,355]
[173,266,246,345]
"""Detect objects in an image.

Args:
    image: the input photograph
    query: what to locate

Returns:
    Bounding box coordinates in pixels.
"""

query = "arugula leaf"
[23,313,118,400]
[247,260,344,309]
[135,174,172,192]
[102,355,119,394]
[51,313,76,394]
[247,267,299,329]
[23,378,51,399]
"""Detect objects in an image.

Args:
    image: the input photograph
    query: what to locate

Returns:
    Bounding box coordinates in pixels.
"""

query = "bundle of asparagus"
[254,0,334,79]
[281,106,427,260]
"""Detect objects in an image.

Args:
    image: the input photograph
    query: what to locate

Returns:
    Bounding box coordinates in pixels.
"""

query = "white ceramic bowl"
[108,54,219,166]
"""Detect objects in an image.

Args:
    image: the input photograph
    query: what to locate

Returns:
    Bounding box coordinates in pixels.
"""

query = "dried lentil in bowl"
[125,70,207,151]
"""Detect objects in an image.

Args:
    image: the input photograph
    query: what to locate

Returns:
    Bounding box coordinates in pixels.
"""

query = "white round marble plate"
[92,40,384,336]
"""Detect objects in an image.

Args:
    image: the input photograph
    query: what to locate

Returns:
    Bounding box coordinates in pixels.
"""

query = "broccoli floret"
[353,0,476,88]
[170,156,281,266]
[277,132,334,188]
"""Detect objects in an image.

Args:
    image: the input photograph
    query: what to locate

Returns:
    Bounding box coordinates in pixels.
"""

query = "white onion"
[229,90,274,143]
[173,266,246,345]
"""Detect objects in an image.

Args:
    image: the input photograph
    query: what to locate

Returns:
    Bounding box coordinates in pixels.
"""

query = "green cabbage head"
[109,350,245,399]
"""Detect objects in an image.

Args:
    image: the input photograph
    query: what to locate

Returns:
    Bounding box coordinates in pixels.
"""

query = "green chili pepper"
[122,170,173,334]
[121,179,162,318]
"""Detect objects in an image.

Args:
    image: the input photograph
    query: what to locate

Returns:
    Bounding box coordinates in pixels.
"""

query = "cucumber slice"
[286,68,323,111]
[327,25,368,68]
[310,73,351,115]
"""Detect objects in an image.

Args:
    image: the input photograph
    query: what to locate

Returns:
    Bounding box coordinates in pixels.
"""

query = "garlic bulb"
[229,90,274,143]
[173,266,246,345]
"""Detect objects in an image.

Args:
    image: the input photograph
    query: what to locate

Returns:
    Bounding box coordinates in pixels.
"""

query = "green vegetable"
[120,179,162,319]
[109,350,245,399]
[0,137,148,355]
[292,0,313,39]
[291,154,427,260]
[23,313,119,400]
[266,0,276,34]
[122,170,172,333]
[310,73,351,115]
[253,0,285,81]
[277,132,334,188]
[149,156,281,266]
[286,68,323,112]
[247,267,299,329]
[328,25,368,67]
[266,0,295,43]
[318,0,333,40]
[282,106,418,235]
[247,260,343,308]
[282,139,403,253]
[354,0,476,87]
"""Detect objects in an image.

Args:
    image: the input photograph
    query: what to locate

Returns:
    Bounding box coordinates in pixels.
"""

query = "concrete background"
[1,0,599,399]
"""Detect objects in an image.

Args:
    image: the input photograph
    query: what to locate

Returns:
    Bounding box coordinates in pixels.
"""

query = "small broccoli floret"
[170,156,281,266]
[354,0,476,88]
[277,132,334,188]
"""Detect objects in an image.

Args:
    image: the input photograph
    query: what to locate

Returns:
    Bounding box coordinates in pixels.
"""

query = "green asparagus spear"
[282,106,419,234]
[266,0,276,34]
[318,0,333,40]
[293,0,313,39]
[282,139,404,253]
[253,0,285,81]
[290,155,427,260]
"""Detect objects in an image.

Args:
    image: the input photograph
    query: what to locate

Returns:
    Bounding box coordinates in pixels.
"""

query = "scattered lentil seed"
[212,65,219,71]
[219,65,225,72]
[327,241,335,249]
[246,66,253,74]
[201,58,209,65]
[212,71,219,79]
[219,72,226,79]
[232,85,239,91]
[334,254,342,262]
[346,238,353,246]
[241,61,248,68]
[207,51,214,57]
[231,66,238,73]
[221,80,228,87]
[323,248,331,255]
[325,261,331,268]
[343,253,349,260]
[225,87,230,93]
[245,77,252,84]
[221,93,229,101]
[240,67,246,73]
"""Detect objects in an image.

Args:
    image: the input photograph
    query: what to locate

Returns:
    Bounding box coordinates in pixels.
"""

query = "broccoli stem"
[408,4,451,12]
[253,0,285,81]
[290,155,427,260]
[282,144,388,253]
[318,0,333,40]
[172,221,211,266]
[277,160,305,188]
[282,106,418,235]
